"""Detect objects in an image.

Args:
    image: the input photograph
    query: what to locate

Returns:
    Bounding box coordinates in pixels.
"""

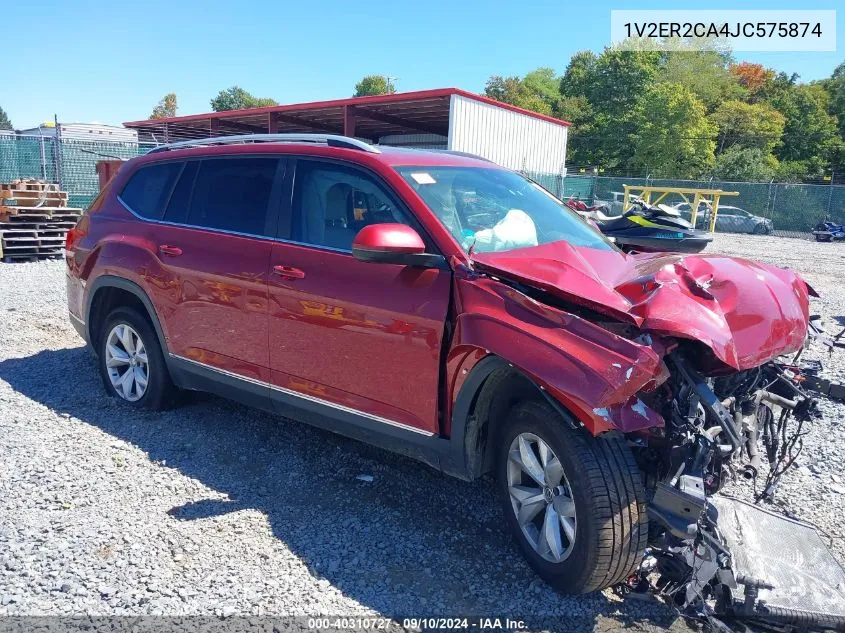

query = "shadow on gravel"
[0,347,681,632]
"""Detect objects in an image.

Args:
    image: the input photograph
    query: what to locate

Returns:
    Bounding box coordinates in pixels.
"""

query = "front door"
[267,159,451,434]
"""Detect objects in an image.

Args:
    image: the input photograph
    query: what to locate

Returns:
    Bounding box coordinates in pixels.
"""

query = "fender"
[85,275,169,357]
[449,277,666,436]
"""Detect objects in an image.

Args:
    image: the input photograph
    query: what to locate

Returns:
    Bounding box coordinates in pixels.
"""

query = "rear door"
[146,155,284,383]
[267,158,451,435]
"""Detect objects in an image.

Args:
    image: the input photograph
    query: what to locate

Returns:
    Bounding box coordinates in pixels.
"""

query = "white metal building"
[17,123,138,144]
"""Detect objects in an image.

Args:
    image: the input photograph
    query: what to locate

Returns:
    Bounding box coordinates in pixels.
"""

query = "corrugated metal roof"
[123,88,569,142]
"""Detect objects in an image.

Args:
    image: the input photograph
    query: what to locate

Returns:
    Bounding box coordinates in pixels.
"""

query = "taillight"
[65,216,88,251]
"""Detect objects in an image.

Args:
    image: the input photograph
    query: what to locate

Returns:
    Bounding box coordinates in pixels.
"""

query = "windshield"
[396,166,613,254]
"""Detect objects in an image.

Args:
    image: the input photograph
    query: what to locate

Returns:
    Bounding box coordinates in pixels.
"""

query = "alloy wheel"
[104,323,149,402]
[507,432,577,563]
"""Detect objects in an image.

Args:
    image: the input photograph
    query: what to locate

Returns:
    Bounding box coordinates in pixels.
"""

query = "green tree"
[710,147,777,181]
[710,100,785,153]
[0,105,12,131]
[484,74,553,114]
[821,61,845,138]
[772,160,812,183]
[149,93,177,119]
[631,82,716,178]
[658,51,745,111]
[521,67,562,114]
[767,83,839,165]
[557,95,594,165]
[559,51,597,99]
[353,75,395,97]
[563,49,662,170]
[585,50,662,118]
[210,86,278,111]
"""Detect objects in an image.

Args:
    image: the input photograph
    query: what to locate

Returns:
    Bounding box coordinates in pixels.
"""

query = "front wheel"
[496,401,648,594]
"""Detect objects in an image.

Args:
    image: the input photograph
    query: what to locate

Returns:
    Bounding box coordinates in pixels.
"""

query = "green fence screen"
[0,135,151,209]
[2,136,844,238]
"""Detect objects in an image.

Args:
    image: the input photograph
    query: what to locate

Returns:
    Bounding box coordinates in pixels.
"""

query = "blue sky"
[5,0,843,128]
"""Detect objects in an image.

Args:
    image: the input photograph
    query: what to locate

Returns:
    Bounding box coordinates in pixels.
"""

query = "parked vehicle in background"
[590,190,625,215]
[566,196,712,253]
[65,134,814,598]
[674,202,773,234]
[813,220,845,242]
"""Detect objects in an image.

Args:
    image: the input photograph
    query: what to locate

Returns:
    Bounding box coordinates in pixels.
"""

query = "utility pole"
[53,114,63,190]
[385,76,398,93]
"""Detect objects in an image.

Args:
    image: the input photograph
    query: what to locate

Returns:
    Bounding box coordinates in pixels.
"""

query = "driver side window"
[292,161,413,252]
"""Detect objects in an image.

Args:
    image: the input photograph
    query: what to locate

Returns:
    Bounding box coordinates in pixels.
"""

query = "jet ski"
[569,197,713,254]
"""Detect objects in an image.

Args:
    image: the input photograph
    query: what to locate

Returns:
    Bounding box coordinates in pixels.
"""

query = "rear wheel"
[496,401,648,593]
[98,307,176,410]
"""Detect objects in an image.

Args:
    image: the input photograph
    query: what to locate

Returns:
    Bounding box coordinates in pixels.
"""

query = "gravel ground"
[1,234,843,630]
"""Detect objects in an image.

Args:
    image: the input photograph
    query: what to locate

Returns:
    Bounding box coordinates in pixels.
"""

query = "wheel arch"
[449,354,576,481]
[86,276,169,358]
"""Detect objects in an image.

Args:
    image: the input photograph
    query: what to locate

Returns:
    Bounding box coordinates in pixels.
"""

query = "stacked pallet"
[0,179,83,262]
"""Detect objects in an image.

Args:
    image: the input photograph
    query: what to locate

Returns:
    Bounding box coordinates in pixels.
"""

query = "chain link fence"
[537,173,845,238]
[0,135,152,209]
[3,135,844,238]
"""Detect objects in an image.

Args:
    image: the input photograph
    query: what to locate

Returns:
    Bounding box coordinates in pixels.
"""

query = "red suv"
[66,134,813,595]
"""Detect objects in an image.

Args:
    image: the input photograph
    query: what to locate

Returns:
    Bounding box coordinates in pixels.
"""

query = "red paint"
[267,242,449,433]
[472,242,811,371]
[352,223,426,254]
[67,140,812,442]
[450,275,663,435]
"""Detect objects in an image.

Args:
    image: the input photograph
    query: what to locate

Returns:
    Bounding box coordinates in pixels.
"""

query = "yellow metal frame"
[622,185,739,233]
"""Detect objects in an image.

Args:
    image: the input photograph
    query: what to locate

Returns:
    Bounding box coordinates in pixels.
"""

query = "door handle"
[272,265,306,280]
[158,244,183,257]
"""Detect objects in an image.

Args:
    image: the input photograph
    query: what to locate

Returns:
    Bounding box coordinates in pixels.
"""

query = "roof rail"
[431,149,494,163]
[147,133,381,154]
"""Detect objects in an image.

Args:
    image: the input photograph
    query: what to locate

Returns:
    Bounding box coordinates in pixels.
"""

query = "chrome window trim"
[118,196,280,243]
[117,195,355,255]
[170,353,435,437]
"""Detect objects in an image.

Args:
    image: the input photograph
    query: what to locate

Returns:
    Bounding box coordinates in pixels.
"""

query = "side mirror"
[352,224,444,268]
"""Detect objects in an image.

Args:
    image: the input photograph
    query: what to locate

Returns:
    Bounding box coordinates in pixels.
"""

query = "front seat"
[323,183,356,250]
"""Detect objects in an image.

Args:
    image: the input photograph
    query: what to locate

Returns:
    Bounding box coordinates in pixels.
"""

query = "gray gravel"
[1,234,843,629]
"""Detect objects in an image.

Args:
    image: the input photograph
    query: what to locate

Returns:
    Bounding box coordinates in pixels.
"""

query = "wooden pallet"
[0,205,82,223]
[2,251,63,263]
[0,178,57,192]
[0,179,77,262]
[0,189,68,208]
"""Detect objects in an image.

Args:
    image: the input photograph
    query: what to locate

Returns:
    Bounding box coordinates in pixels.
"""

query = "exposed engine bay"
[623,348,845,632]
[463,237,844,630]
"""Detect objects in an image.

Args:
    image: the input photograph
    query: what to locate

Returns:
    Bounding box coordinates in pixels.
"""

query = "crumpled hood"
[472,242,812,371]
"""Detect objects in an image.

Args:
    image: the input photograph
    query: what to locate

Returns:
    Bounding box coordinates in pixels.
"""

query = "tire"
[496,400,648,594]
[97,306,177,410]
[752,223,768,235]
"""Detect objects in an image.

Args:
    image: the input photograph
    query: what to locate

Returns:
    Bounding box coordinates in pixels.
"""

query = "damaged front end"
[466,244,844,631]
[627,349,845,631]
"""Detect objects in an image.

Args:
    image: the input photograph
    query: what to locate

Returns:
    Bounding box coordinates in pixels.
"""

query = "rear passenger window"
[187,158,278,236]
[120,162,182,220]
[163,161,199,224]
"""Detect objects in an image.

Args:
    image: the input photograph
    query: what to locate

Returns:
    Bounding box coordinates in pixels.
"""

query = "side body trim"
[170,353,436,437]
